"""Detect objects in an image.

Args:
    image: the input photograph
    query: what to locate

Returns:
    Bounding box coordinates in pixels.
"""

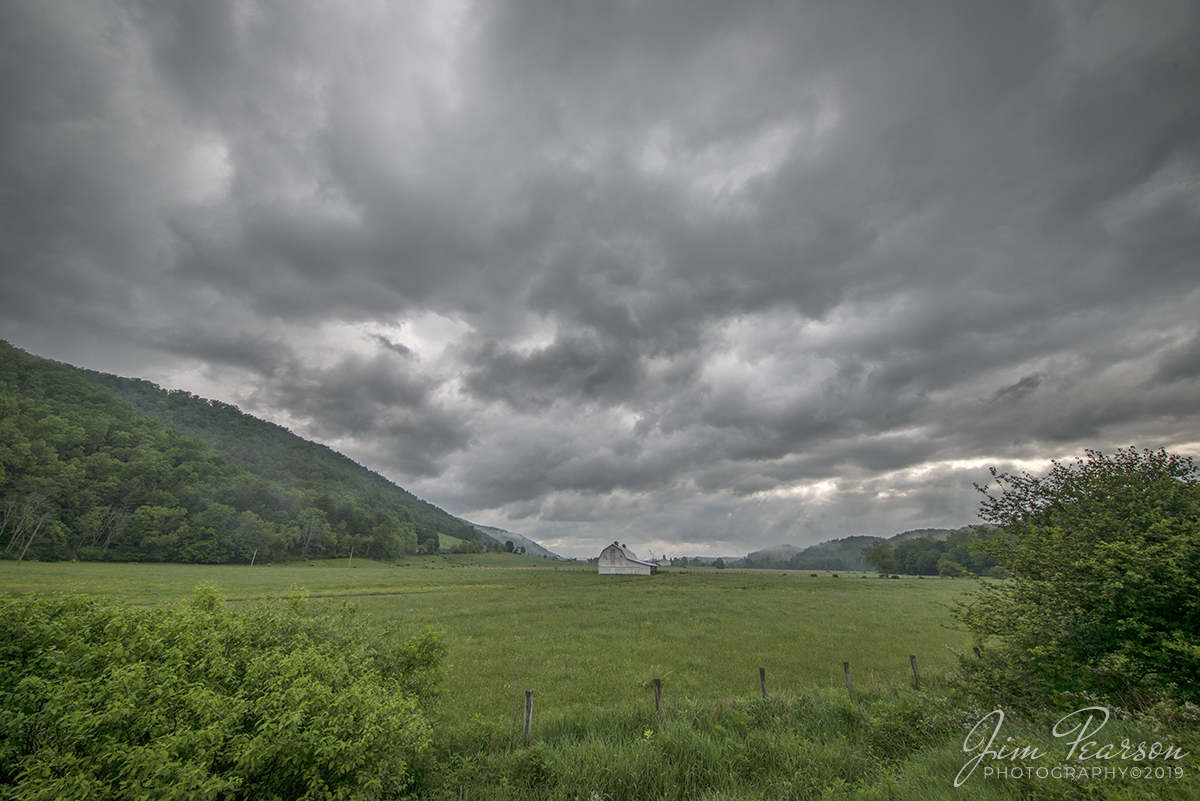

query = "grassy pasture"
[0,555,976,725]
[8,558,1199,800]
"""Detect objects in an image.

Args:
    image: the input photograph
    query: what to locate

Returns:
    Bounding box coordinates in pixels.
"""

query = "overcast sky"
[2,1,1199,557]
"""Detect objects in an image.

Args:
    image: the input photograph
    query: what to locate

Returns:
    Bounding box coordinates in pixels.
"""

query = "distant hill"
[744,543,803,561]
[469,524,558,558]
[740,528,967,572]
[0,340,482,563]
[888,528,955,543]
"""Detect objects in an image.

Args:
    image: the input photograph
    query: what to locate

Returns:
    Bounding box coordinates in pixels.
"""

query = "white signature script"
[955,707,1189,787]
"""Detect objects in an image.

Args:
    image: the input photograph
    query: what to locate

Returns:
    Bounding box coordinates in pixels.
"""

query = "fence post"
[843,661,853,695]
[653,677,662,713]
[524,690,533,746]
[909,654,920,688]
[760,667,767,697]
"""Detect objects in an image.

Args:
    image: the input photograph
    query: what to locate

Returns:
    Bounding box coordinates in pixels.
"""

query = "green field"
[0,555,976,725]
[7,557,1198,800]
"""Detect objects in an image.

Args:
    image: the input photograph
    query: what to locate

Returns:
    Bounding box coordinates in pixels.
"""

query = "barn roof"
[601,541,655,566]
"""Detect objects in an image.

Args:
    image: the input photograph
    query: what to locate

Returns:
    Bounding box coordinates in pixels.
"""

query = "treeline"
[730,529,1000,576]
[0,341,482,563]
[863,528,1001,577]
[733,535,879,572]
[738,551,867,572]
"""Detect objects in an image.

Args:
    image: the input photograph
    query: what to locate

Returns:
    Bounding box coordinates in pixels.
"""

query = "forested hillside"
[0,341,480,563]
[738,535,881,571]
[736,527,1000,575]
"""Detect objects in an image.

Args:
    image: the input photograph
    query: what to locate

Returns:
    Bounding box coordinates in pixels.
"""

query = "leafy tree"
[505,540,514,553]
[2,492,54,565]
[861,540,896,575]
[915,549,941,575]
[712,558,725,569]
[297,507,332,558]
[416,527,440,554]
[935,557,965,577]
[889,531,999,576]
[954,448,1200,707]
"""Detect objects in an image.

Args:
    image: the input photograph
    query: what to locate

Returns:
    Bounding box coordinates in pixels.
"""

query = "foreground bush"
[0,585,444,800]
[955,448,1200,709]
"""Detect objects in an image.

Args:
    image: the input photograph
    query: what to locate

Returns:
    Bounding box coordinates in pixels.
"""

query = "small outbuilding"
[597,542,658,576]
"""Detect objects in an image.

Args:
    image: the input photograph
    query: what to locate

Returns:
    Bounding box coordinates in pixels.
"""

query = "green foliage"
[862,540,897,574]
[78,361,481,547]
[936,557,965,578]
[891,529,1000,577]
[739,535,882,571]
[863,694,957,761]
[0,586,445,800]
[415,527,440,554]
[955,448,1200,707]
[419,693,908,800]
[0,340,479,564]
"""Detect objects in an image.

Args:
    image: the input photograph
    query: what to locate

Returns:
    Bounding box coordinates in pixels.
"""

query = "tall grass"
[413,686,1200,800]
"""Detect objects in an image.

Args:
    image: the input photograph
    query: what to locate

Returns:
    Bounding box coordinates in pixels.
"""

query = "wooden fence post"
[843,661,852,695]
[653,677,662,713]
[759,667,767,697]
[909,654,920,688]
[524,690,533,746]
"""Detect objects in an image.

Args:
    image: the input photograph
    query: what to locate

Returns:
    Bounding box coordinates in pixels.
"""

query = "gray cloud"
[1155,330,1200,383]
[2,0,1199,556]
[994,374,1042,403]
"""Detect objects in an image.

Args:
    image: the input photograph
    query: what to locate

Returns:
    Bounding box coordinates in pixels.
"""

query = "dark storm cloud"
[160,328,295,377]
[1154,331,1200,383]
[462,334,645,410]
[994,374,1042,403]
[243,348,472,478]
[2,0,1199,556]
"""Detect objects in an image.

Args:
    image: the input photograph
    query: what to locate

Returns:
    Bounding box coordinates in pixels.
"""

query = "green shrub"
[956,448,1200,708]
[0,585,444,800]
[864,695,956,761]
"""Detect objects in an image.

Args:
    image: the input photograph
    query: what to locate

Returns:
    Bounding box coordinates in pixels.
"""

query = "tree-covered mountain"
[0,341,482,563]
[738,535,883,571]
[735,527,999,575]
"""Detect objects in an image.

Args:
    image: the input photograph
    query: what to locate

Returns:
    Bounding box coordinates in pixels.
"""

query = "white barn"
[597,542,658,575]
